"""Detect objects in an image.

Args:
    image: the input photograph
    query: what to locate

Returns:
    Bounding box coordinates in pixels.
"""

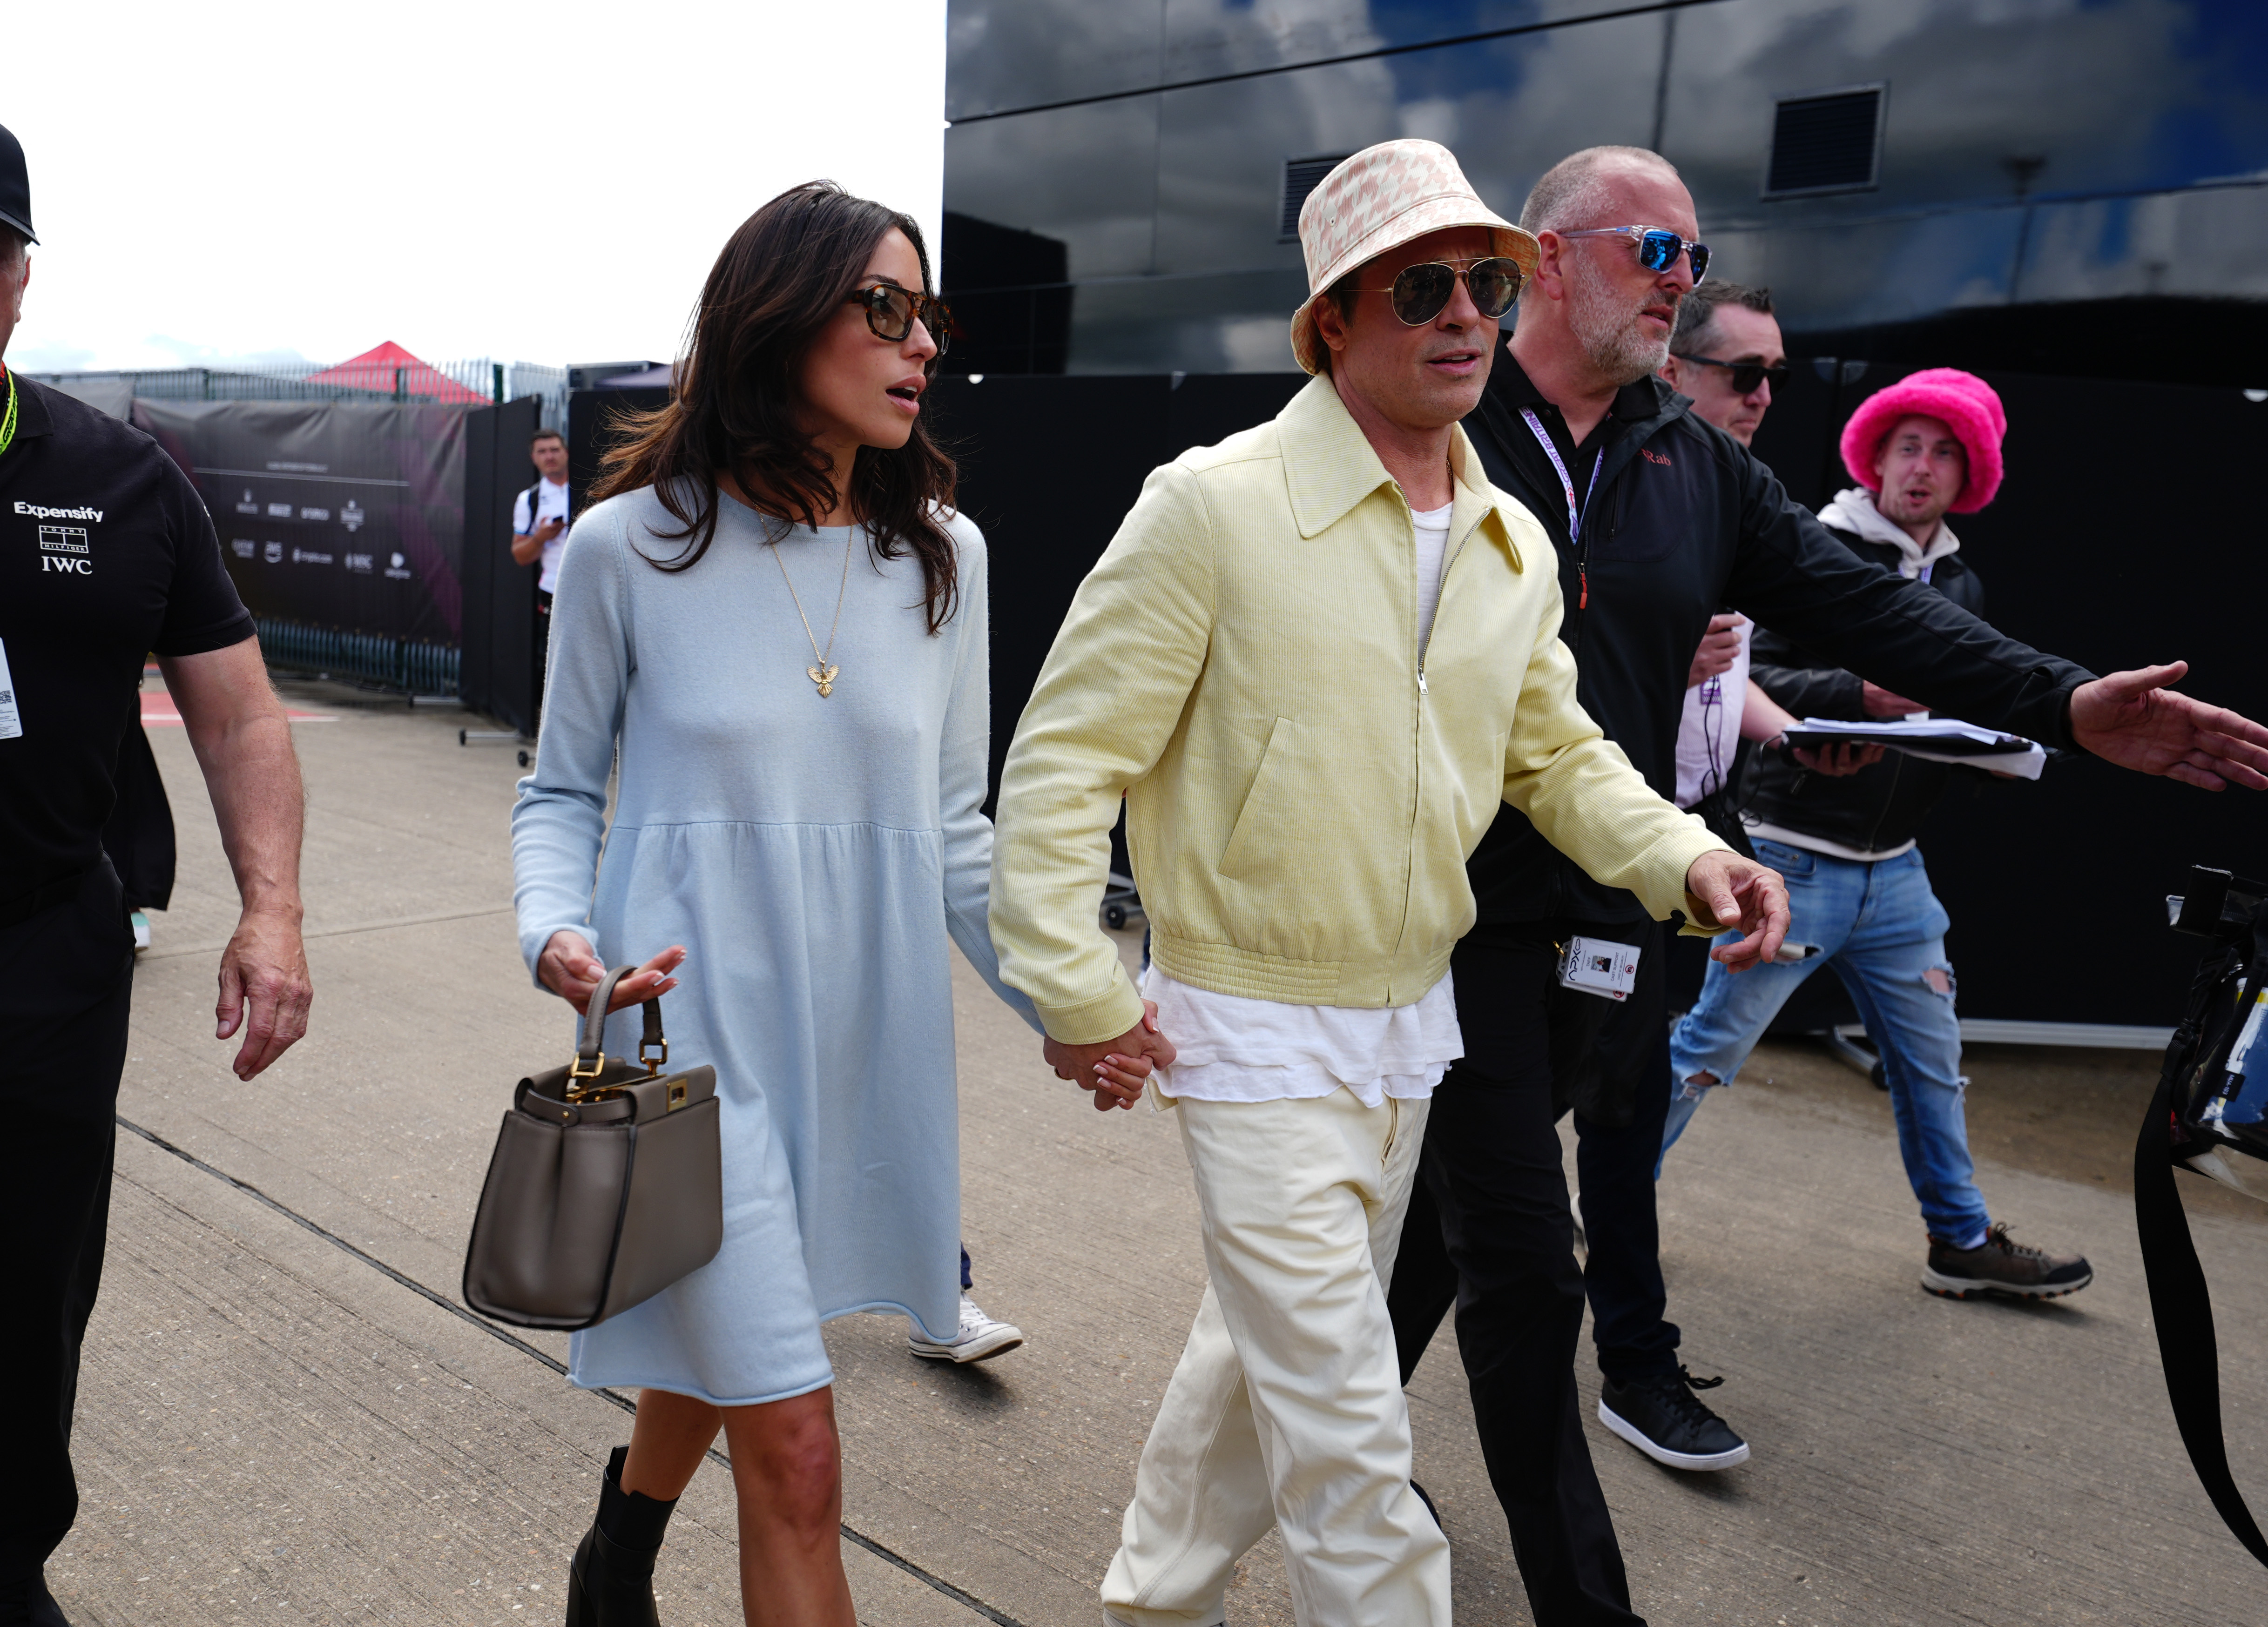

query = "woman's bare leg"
[619,1387,723,1500]
[721,1388,854,1627]
[610,1384,851,1625]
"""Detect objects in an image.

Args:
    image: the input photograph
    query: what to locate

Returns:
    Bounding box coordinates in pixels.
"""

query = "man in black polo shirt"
[0,126,313,1627]
[1385,144,2268,1627]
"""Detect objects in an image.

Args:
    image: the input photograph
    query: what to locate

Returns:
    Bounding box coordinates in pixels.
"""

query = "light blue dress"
[511,484,1036,1406]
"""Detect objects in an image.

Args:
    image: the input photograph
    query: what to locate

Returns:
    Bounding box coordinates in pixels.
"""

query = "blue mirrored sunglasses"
[1559,226,1710,284]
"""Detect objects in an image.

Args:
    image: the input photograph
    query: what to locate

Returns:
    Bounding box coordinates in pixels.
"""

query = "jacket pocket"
[1217,716,1295,881]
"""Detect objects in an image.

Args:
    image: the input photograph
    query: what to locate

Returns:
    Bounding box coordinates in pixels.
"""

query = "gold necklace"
[770,528,856,697]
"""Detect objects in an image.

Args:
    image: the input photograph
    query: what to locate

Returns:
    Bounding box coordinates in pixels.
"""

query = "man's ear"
[1658,356,1683,390]
[1528,230,1570,305]
[1312,296,1351,360]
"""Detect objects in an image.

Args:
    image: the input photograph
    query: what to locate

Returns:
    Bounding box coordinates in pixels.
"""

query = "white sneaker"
[908,1296,1024,1363]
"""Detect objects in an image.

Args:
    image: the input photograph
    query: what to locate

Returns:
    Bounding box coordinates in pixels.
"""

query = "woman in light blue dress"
[510,183,1155,1627]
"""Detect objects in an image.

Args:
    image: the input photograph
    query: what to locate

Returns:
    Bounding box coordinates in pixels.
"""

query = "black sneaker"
[1922,1222,2092,1300]
[1598,1366,1750,1471]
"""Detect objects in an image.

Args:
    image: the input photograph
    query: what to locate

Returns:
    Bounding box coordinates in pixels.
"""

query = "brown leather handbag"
[462,966,722,1330]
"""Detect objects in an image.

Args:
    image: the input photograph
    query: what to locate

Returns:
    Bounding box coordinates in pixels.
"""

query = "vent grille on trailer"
[1281,155,1350,241]
[1764,86,1885,197]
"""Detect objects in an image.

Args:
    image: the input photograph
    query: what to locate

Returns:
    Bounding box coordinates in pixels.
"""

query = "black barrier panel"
[461,398,543,734]
[924,374,1177,809]
[568,387,669,521]
[134,398,468,646]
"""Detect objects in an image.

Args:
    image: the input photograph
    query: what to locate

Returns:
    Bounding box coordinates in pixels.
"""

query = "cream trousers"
[1102,1088,1449,1627]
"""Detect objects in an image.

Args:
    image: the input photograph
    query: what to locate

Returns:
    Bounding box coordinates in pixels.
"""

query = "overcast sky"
[7,0,946,374]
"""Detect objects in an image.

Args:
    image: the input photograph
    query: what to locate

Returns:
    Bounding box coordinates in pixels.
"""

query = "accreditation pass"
[0,638,19,739]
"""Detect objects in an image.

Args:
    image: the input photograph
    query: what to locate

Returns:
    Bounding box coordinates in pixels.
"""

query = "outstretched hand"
[2070,662,2268,791]
[1043,1000,1178,1111]
[1686,849,1789,972]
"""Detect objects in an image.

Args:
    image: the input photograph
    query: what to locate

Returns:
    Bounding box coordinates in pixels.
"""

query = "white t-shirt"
[513,477,573,594]
[1412,500,1452,653]
[1674,618,1751,809]
[1142,965,1464,1107]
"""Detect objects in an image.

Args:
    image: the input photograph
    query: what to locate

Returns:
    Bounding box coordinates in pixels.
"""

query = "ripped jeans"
[1664,840,1990,1244]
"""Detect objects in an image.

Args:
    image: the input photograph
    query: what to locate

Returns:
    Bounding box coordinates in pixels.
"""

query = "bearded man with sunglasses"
[990,139,1793,1627]
[1383,142,2268,1626]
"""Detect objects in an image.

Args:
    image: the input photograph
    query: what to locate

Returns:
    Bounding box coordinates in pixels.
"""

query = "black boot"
[565,1445,679,1627]
[0,1574,70,1627]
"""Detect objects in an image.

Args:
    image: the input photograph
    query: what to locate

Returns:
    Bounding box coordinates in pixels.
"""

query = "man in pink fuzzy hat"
[1664,367,2092,1300]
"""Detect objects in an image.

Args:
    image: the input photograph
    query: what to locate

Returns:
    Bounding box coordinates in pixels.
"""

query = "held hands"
[539,931,686,1015]
[1687,613,1747,688]
[1686,849,1789,973]
[216,906,313,1081]
[1042,1000,1178,1112]
[2069,662,2268,791]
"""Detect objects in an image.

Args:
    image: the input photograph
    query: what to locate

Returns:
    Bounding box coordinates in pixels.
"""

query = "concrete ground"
[45,675,2268,1626]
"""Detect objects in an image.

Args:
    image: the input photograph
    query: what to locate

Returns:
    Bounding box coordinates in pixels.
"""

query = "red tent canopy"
[303,341,487,403]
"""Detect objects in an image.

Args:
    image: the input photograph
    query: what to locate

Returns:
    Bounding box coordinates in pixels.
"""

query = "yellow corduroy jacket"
[989,373,1729,1045]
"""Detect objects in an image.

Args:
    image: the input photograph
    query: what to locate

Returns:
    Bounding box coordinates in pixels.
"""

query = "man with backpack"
[510,427,571,704]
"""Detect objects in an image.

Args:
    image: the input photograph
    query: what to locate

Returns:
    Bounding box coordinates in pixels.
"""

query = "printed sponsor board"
[133,398,467,644]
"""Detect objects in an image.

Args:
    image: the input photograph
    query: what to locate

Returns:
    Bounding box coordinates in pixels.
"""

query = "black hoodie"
[1742,524,1990,856]
[1458,349,2091,930]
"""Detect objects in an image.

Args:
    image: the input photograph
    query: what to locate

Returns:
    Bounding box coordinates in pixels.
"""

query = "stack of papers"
[1782,717,2047,780]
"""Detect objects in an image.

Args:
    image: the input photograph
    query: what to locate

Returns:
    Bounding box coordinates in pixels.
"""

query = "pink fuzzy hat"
[1838,368,2006,513]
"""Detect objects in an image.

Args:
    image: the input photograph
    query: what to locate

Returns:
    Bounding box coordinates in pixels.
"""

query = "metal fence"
[26,358,570,429]
[255,618,461,697]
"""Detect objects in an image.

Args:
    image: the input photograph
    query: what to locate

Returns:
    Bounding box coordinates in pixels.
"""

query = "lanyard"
[1519,407,1603,608]
[0,366,15,461]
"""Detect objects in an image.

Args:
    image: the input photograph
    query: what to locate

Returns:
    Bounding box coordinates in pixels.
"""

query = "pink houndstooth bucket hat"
[1290,140,1538,375]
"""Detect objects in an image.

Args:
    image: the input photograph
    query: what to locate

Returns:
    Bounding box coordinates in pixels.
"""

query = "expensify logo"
[15,500,105,522]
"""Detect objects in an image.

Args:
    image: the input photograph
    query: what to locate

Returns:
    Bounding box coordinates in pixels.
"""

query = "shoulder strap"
[2134,937,2268,1568]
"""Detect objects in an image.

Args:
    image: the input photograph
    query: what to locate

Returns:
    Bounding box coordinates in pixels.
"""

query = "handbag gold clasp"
[639,1037,668,1074]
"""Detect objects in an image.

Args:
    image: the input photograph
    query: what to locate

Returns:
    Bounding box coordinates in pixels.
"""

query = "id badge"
[0,638,20,740]
[1557,935,1640,1002]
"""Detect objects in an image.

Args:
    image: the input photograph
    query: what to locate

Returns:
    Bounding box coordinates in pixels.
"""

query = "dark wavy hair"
[592,181,959,631]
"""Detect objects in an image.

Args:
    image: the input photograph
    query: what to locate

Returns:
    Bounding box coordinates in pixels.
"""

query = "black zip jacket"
[1460,352,2093,929]
[1742,526,1985,855]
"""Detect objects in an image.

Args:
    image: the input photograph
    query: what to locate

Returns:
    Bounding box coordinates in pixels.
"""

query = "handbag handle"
[567,964,668,1082]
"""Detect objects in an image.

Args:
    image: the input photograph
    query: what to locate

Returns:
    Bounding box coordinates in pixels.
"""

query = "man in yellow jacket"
[989,141,1789,1627]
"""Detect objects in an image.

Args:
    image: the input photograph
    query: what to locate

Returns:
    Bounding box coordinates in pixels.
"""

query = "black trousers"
[1388,926,1678,1627]
[0,865,135,1586]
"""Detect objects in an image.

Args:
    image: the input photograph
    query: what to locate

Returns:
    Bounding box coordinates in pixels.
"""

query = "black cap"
[0,122,34,244]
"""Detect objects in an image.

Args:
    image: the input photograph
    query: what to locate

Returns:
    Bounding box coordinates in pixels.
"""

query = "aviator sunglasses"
[1558,225,1711,285]
[1360,256,1527,326]
[846,281,953,354]
[1672,353,1789,394]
